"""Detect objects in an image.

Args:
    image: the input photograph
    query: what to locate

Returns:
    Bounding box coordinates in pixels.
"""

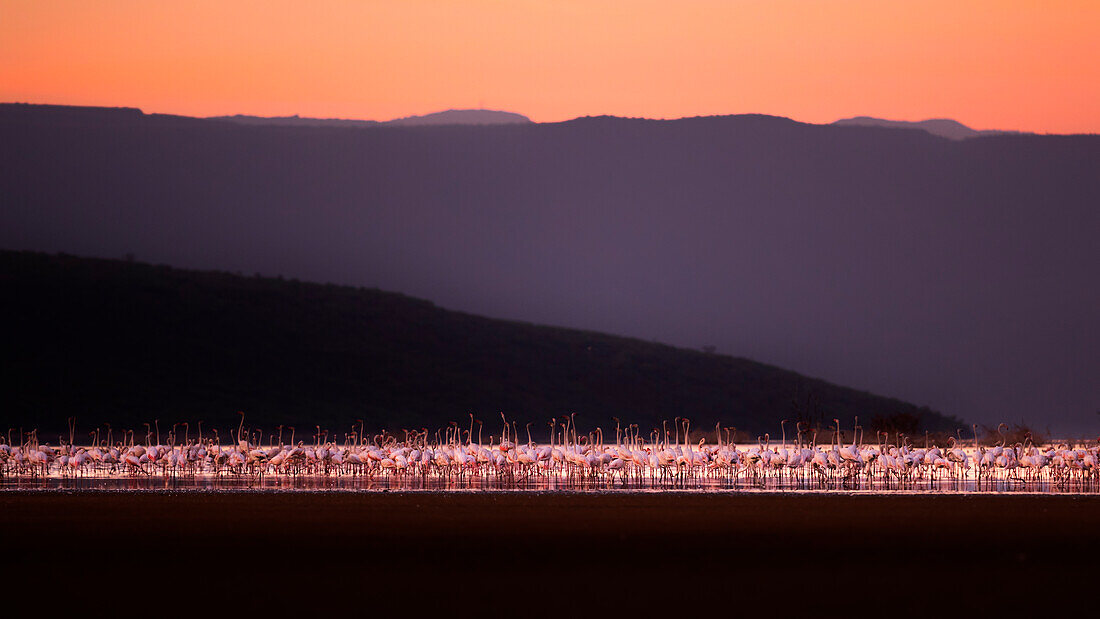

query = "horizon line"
[8,99,1094,136]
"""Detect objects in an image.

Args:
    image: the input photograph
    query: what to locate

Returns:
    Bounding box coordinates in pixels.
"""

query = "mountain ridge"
[1,103,1095,432]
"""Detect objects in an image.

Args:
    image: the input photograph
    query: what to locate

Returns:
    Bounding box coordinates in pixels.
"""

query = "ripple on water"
[2,473,1096,495]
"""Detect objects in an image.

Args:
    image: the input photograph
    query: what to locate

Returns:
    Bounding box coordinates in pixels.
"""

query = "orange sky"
[2,0,1098,133]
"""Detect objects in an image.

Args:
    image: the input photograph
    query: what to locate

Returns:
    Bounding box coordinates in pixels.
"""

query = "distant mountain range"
[0,102,1030,138]
[218,111,1022,139]
[0,103,1096,433]
[214,110,1021,138]
[209,108,532,128]
[832,116,1020,140]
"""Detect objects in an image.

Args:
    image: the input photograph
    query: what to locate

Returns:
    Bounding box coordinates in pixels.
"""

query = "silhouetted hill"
[0,250,957,438]
[0,103,1096,433]
[209,108,531,128]
[832,116,1018,140]
[385,109,531,126]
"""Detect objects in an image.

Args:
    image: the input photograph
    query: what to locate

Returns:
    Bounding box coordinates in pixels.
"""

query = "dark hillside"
[0,251,957,439]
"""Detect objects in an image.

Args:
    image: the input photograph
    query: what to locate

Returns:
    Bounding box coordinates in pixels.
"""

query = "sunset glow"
[2,0,1097,133]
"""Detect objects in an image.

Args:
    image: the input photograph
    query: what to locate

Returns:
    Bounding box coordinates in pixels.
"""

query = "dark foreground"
[5,491,1098,611]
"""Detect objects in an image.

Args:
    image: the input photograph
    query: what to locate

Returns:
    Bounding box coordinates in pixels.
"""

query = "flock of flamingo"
[2,414,1097,491]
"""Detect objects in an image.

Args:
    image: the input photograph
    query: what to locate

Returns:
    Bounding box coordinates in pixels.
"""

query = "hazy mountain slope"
[831,116,1018,139]
[0,250,957,437]
[209,114,380,128]
[385,109,531,126]
[210,108,531,128]
[0,105,1096,432]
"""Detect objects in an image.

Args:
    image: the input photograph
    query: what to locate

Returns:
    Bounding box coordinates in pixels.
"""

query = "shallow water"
[3,472,1096,494]
[6,488,1095,612]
